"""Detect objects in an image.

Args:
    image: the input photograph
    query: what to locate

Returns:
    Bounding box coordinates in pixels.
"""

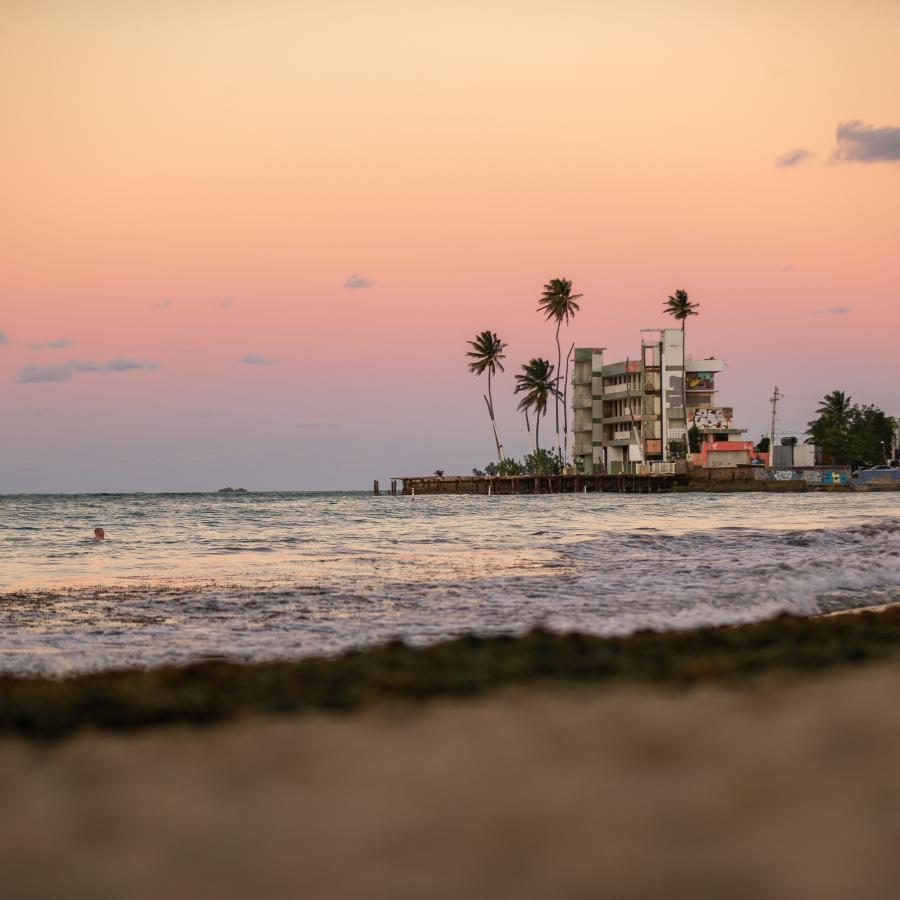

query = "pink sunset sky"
[2,0,899,491]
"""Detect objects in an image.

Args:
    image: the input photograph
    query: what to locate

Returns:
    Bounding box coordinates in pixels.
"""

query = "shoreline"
[5,617,900,898]
[5,605,900,740]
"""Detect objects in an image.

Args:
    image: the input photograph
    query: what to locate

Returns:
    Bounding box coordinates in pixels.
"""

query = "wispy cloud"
[815,306,852,315]
[220,297,234,309]
[0,332,9,346]
[832,121,900,163]
[27,339,73,350]
[241,354,275,365]
[152,299,173,310]
[775,148,813,168]
[343,273,373,289]
[17,358,159,383]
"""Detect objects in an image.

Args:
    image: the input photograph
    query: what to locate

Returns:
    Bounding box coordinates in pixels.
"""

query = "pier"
[385,466,858,495]
[393,473,678,495]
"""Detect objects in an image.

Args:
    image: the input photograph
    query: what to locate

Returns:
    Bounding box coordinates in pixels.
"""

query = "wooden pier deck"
[375,467,857,495]
[383,474,682,495]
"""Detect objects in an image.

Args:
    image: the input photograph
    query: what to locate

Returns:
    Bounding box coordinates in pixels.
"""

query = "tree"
[755,436,771,453]
[662,289,700,451]
[806,390,854,463]
[514,358,560,455]
[538,278,582,463]
[688,424,702,454]
[847,405,896,468]
[466,330,507,462]
[806,391,896,468]
[523,448,562,476]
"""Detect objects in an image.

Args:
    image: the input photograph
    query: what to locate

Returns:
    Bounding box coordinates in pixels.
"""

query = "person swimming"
[93,527,105,540]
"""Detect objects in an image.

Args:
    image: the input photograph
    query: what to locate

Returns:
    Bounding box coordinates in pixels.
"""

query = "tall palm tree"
[813,390,853,425]
[466,330,507,461]
[806,390,854,464]
[514,358,560,454]
[538,278,582,462]
[662,289,700,451]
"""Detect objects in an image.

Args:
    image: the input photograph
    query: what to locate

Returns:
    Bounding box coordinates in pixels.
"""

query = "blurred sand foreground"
[2,663,900,900]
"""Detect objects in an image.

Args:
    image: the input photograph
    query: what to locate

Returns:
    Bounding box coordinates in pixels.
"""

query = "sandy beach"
[3,655,900,900]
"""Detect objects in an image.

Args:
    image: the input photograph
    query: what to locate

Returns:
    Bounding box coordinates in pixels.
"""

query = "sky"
[2,0,899,491]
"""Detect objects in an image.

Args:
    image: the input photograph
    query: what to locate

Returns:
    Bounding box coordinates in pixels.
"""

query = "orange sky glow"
[2,0,899,489]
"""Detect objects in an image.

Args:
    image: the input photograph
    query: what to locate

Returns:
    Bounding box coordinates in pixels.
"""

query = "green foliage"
[7,609,900,738]
[537,278,582,324]
[496,458,525,476]
[667,440,687,461]
[483,462,499,476]
[514,359,560,422]
[465,331,506,376]
[806,391,896,467]
[433,469,445,477]
[755,435,771,453]
[688,425,702,454]
[662,288,699,323]
[522,448,563,475]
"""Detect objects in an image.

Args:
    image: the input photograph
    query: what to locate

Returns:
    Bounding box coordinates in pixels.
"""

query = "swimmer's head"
[94,527,105,540]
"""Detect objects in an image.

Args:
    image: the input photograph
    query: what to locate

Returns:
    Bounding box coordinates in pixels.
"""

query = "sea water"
[1,491,898,676]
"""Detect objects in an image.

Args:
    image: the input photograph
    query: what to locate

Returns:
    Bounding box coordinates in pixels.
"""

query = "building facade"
[573,328,748,474]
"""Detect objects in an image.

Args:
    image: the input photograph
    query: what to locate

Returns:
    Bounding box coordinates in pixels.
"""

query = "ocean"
[1,491,898,676]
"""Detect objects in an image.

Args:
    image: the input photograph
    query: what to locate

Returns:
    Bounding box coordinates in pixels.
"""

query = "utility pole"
[768,386,782,464]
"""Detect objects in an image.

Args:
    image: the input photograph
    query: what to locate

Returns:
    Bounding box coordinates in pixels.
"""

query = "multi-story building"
[573,328,748,474]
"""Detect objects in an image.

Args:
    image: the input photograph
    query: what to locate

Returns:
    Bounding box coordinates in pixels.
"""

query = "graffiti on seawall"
[751,468,849,485]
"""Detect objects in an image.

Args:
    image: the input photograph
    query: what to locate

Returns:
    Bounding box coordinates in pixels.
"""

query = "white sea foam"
[1,493,898,675]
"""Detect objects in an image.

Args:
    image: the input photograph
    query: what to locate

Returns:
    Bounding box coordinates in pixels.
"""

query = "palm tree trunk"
[562,341,574,466]
[554,320,562,461]
[535,408,541,453]
[486,369,505,461]
[525,409,536,455]
[682,319,688,450]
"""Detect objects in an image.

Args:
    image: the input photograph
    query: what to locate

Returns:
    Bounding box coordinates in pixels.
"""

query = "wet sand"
[3,661,900,899]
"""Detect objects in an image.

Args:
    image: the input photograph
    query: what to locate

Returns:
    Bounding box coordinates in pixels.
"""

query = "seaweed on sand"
[4,609,900,739]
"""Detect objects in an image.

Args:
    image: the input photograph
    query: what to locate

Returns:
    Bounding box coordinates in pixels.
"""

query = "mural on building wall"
[686,372,715,391]
[689,407,734,431]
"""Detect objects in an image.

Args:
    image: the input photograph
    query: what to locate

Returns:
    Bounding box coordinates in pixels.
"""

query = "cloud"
[0,332,8,346]
[832,121,900,162]
[152,299,173,310]
[815,306,852,315]
[343,273,373,289]
[241,354,275,365]
[27,339,74,350]
[220,297,234,309]
[775,148,813,168]
[18,364,74,383]
[17,358,159,383]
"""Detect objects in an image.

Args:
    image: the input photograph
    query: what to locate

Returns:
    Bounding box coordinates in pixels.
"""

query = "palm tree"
[806,390,854,462]
[538,278,582,464]
[466,330,507,461]
[662,289,700,451]
[813,390,853,426]
[514,358,560,453]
